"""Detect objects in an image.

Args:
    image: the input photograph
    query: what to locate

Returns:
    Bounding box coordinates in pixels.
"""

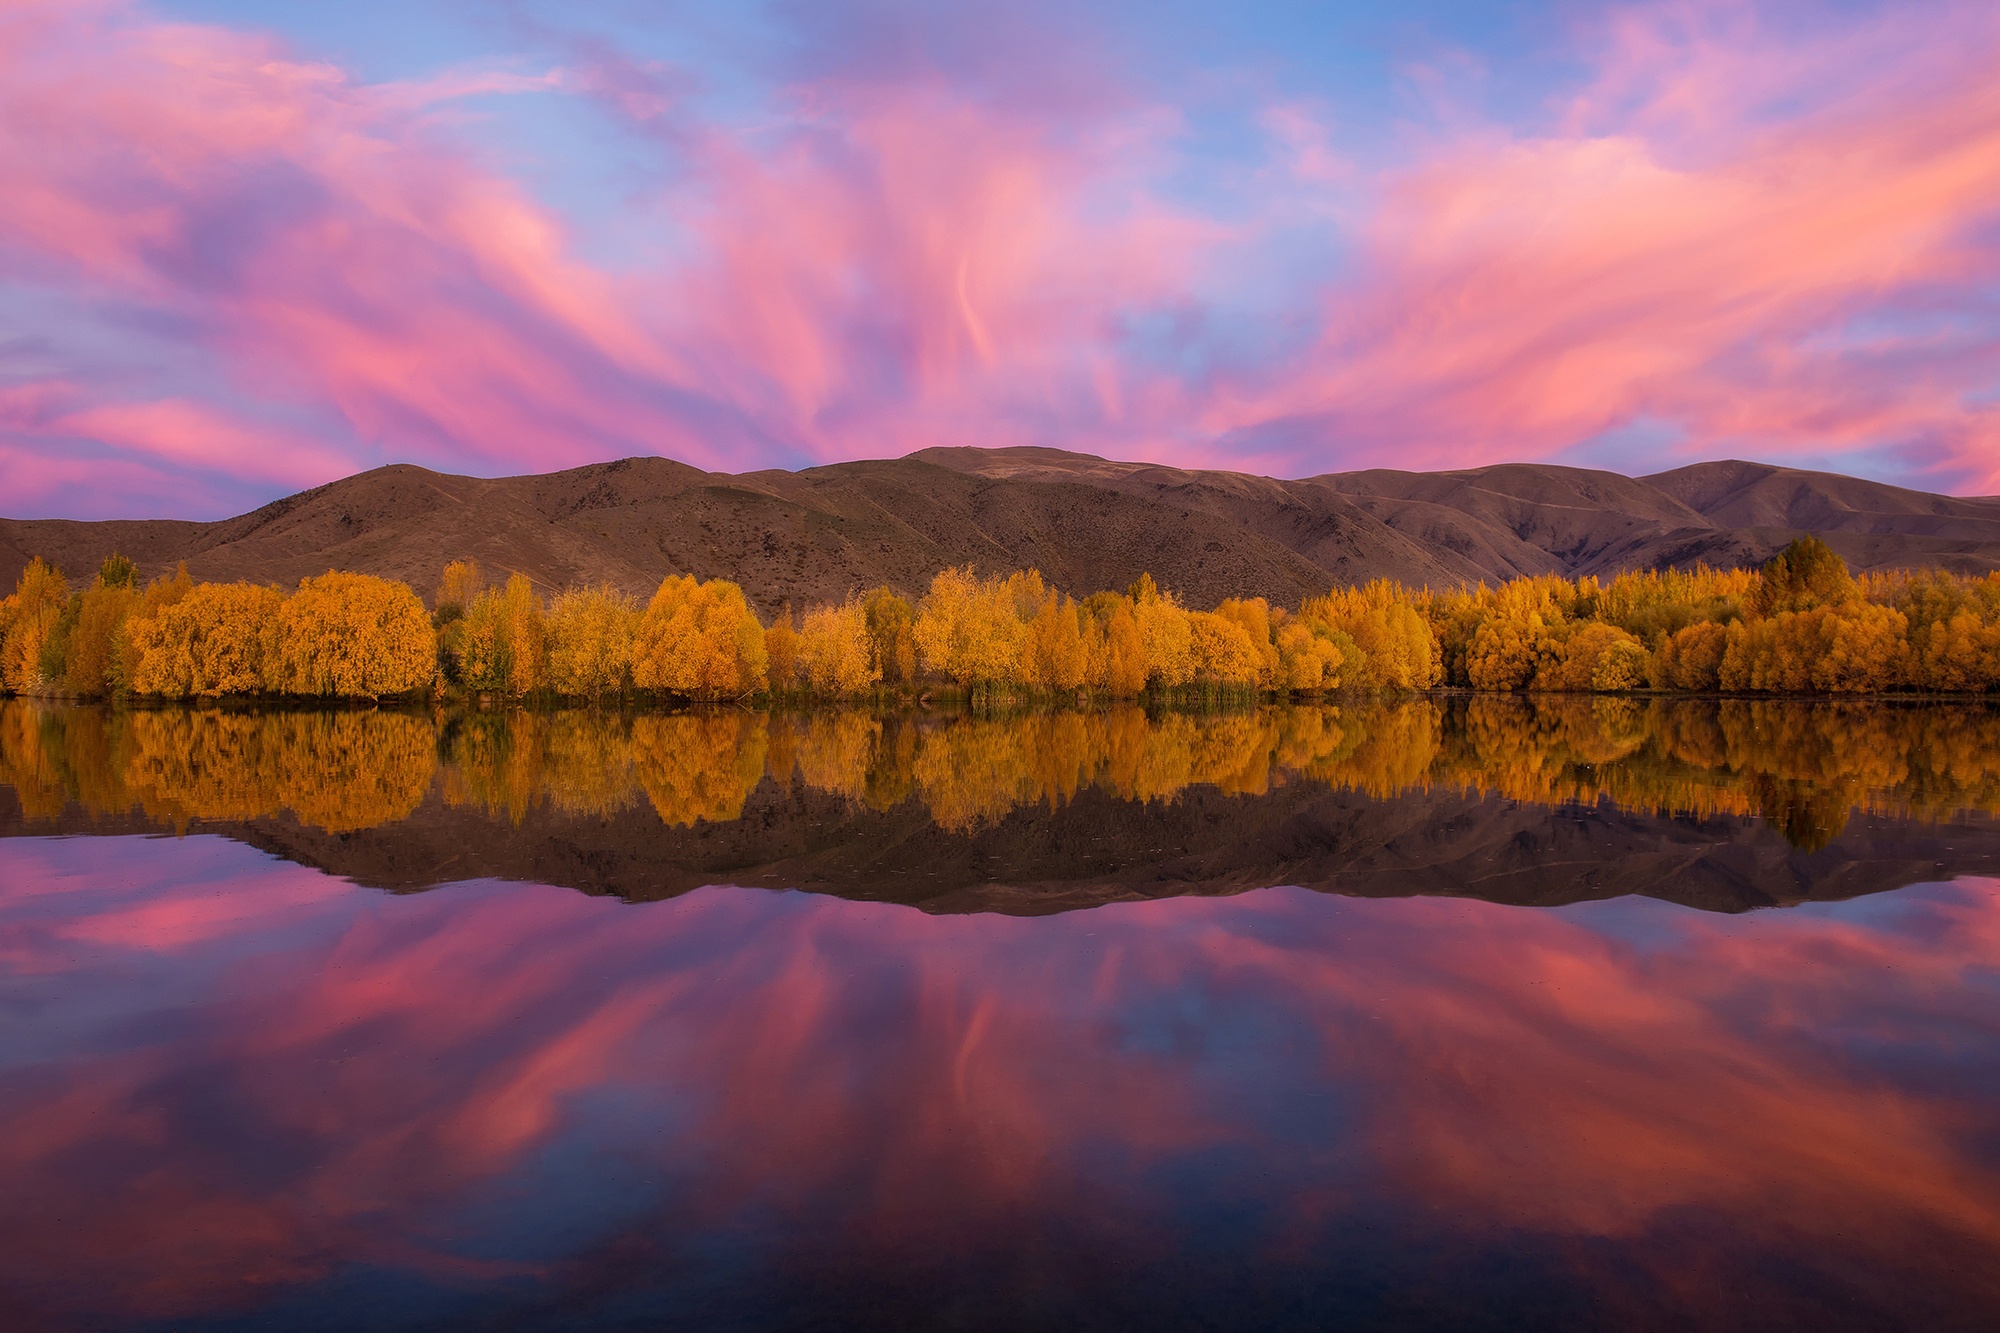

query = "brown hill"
[5,448,2000,611]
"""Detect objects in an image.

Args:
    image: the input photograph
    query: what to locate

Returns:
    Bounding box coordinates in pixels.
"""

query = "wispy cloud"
[1,0,1997,516]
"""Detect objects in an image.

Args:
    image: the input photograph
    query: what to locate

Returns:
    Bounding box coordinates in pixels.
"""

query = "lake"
[3,697,1999,1329]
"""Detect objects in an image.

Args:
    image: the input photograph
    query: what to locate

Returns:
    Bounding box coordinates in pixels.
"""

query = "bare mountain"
[5,448,1999,611]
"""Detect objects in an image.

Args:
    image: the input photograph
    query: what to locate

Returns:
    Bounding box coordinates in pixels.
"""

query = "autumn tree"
[1215,598,1283,689]
[62,555,145,696]
[912,567,1027,689]
[546,584,637,697]
[1,558,69,692]
[764,608,800,692]
[1750,535,1855,617]
[272,572,436,697]
[1303,580,1440,689]
[126,581,285,698]
[453,574,549,695]
[108,565,193,693]
[861,588,918,685]
[1187,610,1263,689]
[1533,622,1644,692]
[1275,621,1347,691]
[1024,590,1092,691]
[1653,621,1729,690]
[1129,575,1195,689]
[631,575,768,698]
[796,599,880,696]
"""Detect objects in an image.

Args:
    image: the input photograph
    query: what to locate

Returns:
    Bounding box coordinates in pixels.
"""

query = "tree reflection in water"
[6,697,2000,850]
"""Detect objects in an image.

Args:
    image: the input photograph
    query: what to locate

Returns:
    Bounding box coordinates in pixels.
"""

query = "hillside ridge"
[6,449,1999,612]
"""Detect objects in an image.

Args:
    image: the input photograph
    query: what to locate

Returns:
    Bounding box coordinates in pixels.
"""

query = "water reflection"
[0,837,1995,1330]
[9,698,2000,851]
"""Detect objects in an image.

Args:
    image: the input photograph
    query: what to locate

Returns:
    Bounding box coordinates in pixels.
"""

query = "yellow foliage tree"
[436,559,482,614]
[1304,580,1441,689]
[126,582,284,698]
[1534,622,1643,691]
[912,567,1027,688]
[453,573,548,695]
[796,599,880,696]
[631,575,768,698]
[1215,598,1282,689]
[1,558,69,692]
[1130,578,1195,688]
[545,584,635,697]
[1275,621,1347,691]
[1024,591,1092,691]
[1188,610,1263,688]
[1465,618,1540,691]
[862,588,918,684]
[1095,599,1149,696]
[113,565,193,693]
[272,572,436,697]
[764,611,800,692]
[1652,620,1730,690]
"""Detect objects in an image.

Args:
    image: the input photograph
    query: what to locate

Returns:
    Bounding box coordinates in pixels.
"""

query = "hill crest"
[7,450,1999,613]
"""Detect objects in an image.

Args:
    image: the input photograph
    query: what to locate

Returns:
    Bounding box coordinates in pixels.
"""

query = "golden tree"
[61,555,145,696]
[272,572,436,697]
[1653,621,1729,690]
[862,587,919,684]
[1,558,69,692]
[436,559,482,614]
[1188,610,1263,689]
[546,584,637,697]
[1303,580,1441,689]
[1129,577,1195,688]
[796,599,879,696]
[113,565,193,693]
[1024,591,1091,691]
[912,567,1027,688]
[454,573,548,695]
[1097,600,1149,696]
[1275,621,1349,691]
[1215,598,1282,688]
[764,609,800,692]
[631,575,769,698]
[125,581,284,698]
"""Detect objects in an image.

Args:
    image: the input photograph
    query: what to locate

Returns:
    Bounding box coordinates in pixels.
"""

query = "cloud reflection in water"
[0,836,1996,1328]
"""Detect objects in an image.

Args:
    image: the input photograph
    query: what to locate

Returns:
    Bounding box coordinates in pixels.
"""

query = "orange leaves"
[0,557,68,692]
[545,585,636,697]
[1305,580,1441,689]
[633,575,767,699]
[126,582,285,699]
[110,569,435,700]
[273,572,435,698]
[913,567,1028,687]
[795,600,879,696]
[453,574,549,695]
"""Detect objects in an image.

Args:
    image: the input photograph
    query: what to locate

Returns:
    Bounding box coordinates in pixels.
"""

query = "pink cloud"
[1215,4,2000,486]
[2,0,2000,516]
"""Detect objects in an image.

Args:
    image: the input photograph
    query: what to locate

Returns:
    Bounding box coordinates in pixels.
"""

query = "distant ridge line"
[7,448,2000,613]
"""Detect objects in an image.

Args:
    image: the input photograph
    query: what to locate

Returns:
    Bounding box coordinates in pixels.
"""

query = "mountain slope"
[5,449,1998,611]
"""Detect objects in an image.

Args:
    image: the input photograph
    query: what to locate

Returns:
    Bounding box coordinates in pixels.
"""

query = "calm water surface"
[2,698,1999,1329]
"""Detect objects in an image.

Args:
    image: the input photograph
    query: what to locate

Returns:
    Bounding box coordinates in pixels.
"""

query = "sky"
[2,0,1999,519]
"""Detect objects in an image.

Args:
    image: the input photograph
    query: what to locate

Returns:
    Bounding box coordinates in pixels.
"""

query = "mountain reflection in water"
[0,839,1996,1330]
[6,697,2000,912]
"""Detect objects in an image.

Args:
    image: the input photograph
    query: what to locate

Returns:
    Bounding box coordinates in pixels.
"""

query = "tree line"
[2,535,1999,700]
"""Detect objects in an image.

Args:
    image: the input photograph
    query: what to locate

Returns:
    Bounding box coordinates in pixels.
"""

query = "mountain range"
[8,448,2000,612]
